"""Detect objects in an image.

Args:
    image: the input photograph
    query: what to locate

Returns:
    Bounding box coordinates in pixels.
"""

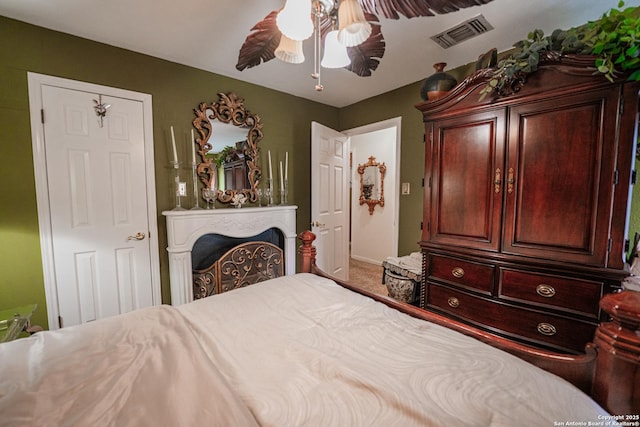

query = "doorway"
[311,117,400,283]
[346,118,401,265]
[28,73,161,329]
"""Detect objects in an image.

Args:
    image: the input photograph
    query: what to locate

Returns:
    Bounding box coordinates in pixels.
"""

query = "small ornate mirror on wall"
[358,156,386,215]
[192,92,262,205]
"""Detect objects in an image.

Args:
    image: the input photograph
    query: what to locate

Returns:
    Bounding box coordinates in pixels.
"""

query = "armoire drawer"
[428,254,494,294]
[499,269,603,318]
[427,284,597,353]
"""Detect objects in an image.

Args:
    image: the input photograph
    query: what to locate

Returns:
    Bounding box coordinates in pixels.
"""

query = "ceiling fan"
[236,0,495,89]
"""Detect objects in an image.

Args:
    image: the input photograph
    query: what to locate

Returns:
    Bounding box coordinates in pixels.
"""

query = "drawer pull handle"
[536,284,556,298]
[536,322,557,336]
[447,297,460,308]
[494,168,502,193]
[451,267,465,278]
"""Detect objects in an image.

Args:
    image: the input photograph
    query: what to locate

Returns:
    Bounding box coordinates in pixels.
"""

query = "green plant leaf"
[628,69,640,80]
[477,2,640,100]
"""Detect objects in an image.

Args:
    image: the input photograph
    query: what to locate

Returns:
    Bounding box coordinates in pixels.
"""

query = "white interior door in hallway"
[311,121,350,281]
[29,74,160,329]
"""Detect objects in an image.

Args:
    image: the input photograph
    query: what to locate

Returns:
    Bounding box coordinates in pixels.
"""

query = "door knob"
[127,232,146,241]
[311,221,325,228]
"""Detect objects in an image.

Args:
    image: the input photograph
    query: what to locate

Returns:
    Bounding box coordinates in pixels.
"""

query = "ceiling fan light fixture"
[276,0,314,41]
[321,30,351,68]
[337,0,372,47]
[275,34,306,64]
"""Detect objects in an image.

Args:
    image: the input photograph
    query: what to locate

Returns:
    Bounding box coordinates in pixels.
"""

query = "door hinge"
[608,238,613,253]
[420,221,423,230]
[613,170,619,185]
[632,170,637,185]
[624,239,630,254]
[58,315,63,329]
[41,109,45,124]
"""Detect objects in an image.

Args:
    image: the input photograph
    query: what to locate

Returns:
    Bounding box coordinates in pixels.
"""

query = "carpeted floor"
[345,258,388,297]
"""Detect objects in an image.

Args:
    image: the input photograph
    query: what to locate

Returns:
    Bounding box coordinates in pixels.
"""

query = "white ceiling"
[0,0,624,107]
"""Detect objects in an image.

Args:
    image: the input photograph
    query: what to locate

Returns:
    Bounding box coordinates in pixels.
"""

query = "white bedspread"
[0,305,258,427]
[0,273,610,426]
[178,273,609,427]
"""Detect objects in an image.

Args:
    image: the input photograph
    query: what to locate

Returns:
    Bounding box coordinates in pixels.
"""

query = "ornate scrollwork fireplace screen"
[193,92,262,203]
[357,156,386,215]
[192,241,283,299]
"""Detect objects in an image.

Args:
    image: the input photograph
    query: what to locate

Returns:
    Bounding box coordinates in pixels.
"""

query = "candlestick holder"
[171,161,186,211]
[266,178,274,206]
[281,179,288,205]
[202,186,217,209]
[190,162,202,210]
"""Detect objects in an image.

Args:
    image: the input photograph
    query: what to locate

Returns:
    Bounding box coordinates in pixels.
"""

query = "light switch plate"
[178,182,187,196]
[401,182,410,195]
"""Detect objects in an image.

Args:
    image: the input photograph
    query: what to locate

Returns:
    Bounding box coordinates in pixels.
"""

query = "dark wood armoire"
[223,158,249,190]
[416,55,640,354]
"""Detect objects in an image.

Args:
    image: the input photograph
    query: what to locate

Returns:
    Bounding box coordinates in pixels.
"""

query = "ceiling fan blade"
[345,14,384,77]
[236,11,281,71]
[361,0,494,19]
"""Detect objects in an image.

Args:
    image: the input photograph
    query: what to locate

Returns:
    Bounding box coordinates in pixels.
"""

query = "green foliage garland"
[479,1,640,100]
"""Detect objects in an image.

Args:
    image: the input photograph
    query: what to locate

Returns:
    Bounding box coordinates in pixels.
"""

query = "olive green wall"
[338,63,476,256]
[339,84,424,256]
[3,15,639,330]
[0,16,338,329]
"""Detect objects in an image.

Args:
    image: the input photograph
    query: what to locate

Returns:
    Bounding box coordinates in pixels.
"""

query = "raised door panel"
[232,163,246,190]
[502,87,620,266]
[43,86,154,326]
[428,110,506,251]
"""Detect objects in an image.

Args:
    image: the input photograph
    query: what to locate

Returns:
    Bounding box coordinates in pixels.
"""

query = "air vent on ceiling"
[430,14,494,49]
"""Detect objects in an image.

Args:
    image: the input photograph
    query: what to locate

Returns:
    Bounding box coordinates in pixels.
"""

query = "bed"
[1,231,638,426]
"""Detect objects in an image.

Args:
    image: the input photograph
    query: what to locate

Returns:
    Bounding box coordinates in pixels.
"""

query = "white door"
[311,122,350,280]
[31,76,160,328]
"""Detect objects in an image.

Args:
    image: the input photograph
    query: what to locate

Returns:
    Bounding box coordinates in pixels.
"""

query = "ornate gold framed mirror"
[357,156,386,215]
[192,92,262,204]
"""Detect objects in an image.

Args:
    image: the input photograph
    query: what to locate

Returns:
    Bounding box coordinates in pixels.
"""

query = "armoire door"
[427,109,506,251]
[502,87,621,266]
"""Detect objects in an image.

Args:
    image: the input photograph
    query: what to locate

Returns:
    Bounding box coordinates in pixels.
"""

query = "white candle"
[170,126,178,163]
[285,151,288,181]
[191,129,196,163]
[268,150,273,181]
[280,161,284,192]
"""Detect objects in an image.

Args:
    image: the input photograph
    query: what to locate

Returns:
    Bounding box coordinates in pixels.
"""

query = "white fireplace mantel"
[163,205,297,305]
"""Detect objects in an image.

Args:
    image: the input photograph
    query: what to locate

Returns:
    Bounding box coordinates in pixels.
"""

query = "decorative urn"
[420,62,457,101]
